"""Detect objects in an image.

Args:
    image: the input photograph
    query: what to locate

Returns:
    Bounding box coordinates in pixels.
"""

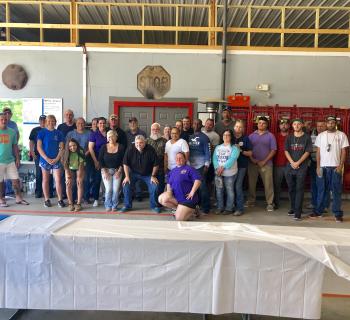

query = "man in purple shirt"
[247,117,277,212]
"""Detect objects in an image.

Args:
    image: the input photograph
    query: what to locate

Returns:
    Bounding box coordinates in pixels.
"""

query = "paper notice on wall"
[22,98,42,123]
[43,98,63,124]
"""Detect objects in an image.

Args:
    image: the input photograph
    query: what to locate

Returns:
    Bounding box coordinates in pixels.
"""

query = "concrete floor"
[1,194,349,320]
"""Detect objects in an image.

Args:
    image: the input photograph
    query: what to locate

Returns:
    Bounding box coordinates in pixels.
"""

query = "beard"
[150,133,161,140]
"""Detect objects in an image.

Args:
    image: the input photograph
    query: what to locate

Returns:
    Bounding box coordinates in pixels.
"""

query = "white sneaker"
[266,204,274,212]
[93,200,99,207]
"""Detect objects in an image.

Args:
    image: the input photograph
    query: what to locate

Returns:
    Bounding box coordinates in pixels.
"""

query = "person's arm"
[212,146,219,169]
[98,145,106,168]
[53,141,65,164]
[223,146,239,169]
[29,140,36,160]
[88,141,100,169]
[122,164,130,186]
[13,143,20,168]
[186,180,201,200]
[164,152,168,172]
[258,150,276,167]
[336,148,347,173]
[203,136,211,167]
[151,165,159,184]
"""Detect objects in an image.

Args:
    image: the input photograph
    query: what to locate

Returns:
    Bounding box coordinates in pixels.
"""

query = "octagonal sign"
[137,65,171,99]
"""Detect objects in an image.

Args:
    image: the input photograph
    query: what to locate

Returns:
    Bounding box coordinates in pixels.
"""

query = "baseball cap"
[326,115,336,122]
[2,107,11,113]
[39,115,47,121]
[258,116,269,123]
[279,118,289,124]
[109,114,118,120]
[129,117,138,123]
[291,118,304,124]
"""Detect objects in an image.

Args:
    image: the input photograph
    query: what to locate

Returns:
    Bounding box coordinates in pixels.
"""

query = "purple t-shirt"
[167,165,201,205]
[89,130,107,155]
[248,130,277,166]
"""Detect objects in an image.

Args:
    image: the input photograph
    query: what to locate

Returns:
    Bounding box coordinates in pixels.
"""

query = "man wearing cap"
[126,117,147,146]
[214,107,235,138]
[108,114,127,148]
[247,116,277,211]
[312,116,349,222]
[29,115,53,198]
[284,119,312,221]
[3,107,19,142]
[273,118,290,209]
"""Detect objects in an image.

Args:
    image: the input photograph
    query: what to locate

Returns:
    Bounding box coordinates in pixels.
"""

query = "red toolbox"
[227,93,250,107]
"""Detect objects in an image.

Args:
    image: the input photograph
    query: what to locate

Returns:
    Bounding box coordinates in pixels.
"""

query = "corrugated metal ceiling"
[2,0,350,48]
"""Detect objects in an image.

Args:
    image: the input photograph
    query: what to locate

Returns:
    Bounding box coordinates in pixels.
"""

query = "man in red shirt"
[273,119,290,209]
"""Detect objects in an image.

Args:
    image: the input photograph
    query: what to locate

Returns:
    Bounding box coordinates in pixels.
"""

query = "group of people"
[0,106,348,222]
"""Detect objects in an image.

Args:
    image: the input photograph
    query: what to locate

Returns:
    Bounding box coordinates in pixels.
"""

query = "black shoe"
[335,216,343,223]
[35,193,42,199]
[288,210,294,216]
[58,200,66,208]
[44,199,51,208]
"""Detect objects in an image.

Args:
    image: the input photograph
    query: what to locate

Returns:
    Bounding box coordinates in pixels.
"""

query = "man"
[308,120,328,210]
[126,117,146,146]
[175,120,183,133]
[202,118,220,150]
[108,114,127,148]
[0,113,28,207]
[146,123,167,203]
[273,119,290,209]
[188,119,211,214]
[214,107,234,138]
[181,116,194,142]
[120,135,160,213]
[312,116,349,222]
[29,115,53,198]
[57,109,76,139]
[284,119,312,221]
[247,117,277,211]
[66,117,91,202]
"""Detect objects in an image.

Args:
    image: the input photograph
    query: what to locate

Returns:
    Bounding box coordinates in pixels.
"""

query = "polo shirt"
[89,130,107,155]
[123,144,158,176]
[248,130,277,166]
[231,134,252,168]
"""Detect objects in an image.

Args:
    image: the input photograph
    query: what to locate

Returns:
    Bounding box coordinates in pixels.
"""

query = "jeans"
[91,167,102,201]
[123,172,158,209]
[102,169,122,209]
[315,167,343,217]
[84,157,95,201]
[196,166,210,213]
[285,165,307,219]
[215,174,236,212]
[234,168,247,212]
[156,171,165,206]
[273,166,286,208]
[310,161,330,209]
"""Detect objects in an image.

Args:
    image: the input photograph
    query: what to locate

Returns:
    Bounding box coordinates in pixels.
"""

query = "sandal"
[0,202,8,207]
[15,199,30,205]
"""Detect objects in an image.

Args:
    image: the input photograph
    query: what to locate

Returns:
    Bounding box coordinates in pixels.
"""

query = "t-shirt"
[0,128,16,164]
[57,123,76,139]
[231,135,252,168]
[167,165,201,205]
[66,130,90,151]
[212,144,239,176]
[126,128,147,145]
[201,128,220,151]
[29,126,43,156]
[188,132,211,169]
[248,130,277,166]
[165,138,189,170]
[285,133,313,170]
[68,152,85,170]
[315,130,349,167]
[89,130,107,155]
[180,128,194,142]
[123,144,158,176]
[214,120,234,138]
[98,144,125,169]
[37,128,64,160]
[274,133,288,167]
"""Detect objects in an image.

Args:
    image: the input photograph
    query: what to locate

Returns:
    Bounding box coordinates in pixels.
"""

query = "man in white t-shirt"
[164,127,189,173]
[312,116,349,222]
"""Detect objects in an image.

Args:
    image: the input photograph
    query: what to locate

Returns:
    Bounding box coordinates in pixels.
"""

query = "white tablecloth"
[1,215,350,319]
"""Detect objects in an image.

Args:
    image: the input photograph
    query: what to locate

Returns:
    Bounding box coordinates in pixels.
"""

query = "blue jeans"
[102,169,122,209]
[315,167,343,217]
[234,168,247,212]
[123,172,158,209]
[91,167,102,201]
[310,161,330,209]
[215,174,236,212]
[84,157,95,201]
[156,172,165,206]
[196,166,210,213]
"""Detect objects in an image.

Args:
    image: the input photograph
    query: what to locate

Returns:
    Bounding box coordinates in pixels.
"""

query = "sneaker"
[215,209,224,215]
[244,201,255,208]
[335,216,343,223]
[119,206,130,213]
[152,207,161,214]
[266,204,274,212]
[233,210,243,216]
[74,204,82,212]
[105,208,112,212]
[44,199,51,208]
[58,200,65,208]
[223,210,232,215]
[288,210,294,216]
[93,200,99,207]
[293,217,302,221]
[68,204,75,212]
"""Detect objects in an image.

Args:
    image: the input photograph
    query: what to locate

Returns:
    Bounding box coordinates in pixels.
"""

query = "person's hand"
[335,165,343,174]
[114,170,122,179]
[257,160,266,168]
[186,190,195,200]
[290,161,299,170]
[66,177,72,187]
[15,158,20,168]
[316,167,322,177]
[94,160,100,170]
[250,157,258,165]
[151,176,159,184]
[122,176,130,186]
[47,158,56,165]
[216,166,224,176]
[102,170,110,180]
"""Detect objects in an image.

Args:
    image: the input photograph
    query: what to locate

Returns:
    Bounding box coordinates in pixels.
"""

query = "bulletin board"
[0,98,63,149]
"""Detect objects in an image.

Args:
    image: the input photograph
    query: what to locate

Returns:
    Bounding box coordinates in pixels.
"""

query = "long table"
[1,215,350,319]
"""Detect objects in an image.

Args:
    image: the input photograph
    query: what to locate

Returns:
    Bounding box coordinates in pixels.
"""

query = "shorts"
[178,202,196,209]
[0,162,19,181]
[39,159,62,171]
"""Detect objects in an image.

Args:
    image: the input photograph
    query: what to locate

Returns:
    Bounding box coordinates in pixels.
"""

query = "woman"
[88,117,108,207]
[162,125,171,141]
[159,152,201,221]
[91,118,98,132]
[232,120,252,216]
[212,129,240,214]
[164,127,189,173]
[64,138,85,212]
[98,130,125,211]
[37,114,65,208]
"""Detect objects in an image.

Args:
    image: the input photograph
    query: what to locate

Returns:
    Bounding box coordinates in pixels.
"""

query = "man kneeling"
[159,152,201,221]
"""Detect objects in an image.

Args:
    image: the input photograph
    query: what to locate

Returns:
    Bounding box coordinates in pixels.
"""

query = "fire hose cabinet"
[227,93,250,107]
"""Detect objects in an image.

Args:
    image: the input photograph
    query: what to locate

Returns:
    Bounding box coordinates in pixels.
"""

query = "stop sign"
[137,65,171,99]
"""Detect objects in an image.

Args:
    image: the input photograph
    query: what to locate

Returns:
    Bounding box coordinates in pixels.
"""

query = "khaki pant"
[248,162,274,205]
